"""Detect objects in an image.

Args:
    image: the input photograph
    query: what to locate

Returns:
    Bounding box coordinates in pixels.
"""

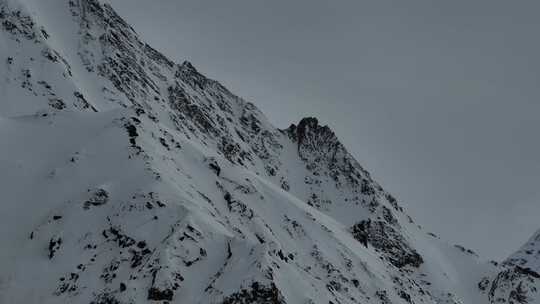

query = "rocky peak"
[179,60,198,73]
[287,117,343,167]
[287,117,337,151]
[286,117,376,191]
[175,60,211,90]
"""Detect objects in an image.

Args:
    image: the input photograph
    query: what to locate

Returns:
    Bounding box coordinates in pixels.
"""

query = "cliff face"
[0,1,539,303]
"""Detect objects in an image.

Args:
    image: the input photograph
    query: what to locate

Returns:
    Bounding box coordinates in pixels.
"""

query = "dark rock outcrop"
[222,282,286,304]
[351,220,423,268]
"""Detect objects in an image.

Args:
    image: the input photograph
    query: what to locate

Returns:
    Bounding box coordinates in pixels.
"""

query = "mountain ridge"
[1,0,539,303]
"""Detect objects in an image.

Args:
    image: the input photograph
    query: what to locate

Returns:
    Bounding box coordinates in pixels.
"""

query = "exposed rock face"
[479,266,540,304]
[351,220,423,268]
[147,287,174,301]
[287,117,373,188]
[221,282,285,304]
[0,1,539,304]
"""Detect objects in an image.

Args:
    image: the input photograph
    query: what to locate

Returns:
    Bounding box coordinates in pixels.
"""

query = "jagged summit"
[287,117,338,151]
[287,117,342,162]
[1,0,539,303]
[180,60,199,73]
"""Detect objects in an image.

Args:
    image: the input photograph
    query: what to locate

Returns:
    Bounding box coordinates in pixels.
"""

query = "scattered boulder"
[48,236,62,259]
[205,157,221,176]
[83,188,109,209]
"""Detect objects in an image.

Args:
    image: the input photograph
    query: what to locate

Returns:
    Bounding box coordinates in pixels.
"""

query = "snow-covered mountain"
[506,230,540,273]
[0,0,538,303]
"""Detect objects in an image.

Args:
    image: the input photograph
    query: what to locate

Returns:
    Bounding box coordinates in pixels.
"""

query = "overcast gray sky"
[106,0,540,260]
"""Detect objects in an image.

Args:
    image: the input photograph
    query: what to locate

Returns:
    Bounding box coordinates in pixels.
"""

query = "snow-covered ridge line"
[506,229,540,273]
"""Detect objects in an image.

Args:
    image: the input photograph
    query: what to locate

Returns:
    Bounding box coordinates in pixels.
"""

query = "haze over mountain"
[0,0,539,303]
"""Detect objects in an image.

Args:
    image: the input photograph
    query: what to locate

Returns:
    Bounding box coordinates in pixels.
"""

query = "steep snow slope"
[1,0,539,303]
[476,230,540,304]
[507,229,540,273]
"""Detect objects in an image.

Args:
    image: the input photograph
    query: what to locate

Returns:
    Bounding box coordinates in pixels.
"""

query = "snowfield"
[0,0,539,303]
